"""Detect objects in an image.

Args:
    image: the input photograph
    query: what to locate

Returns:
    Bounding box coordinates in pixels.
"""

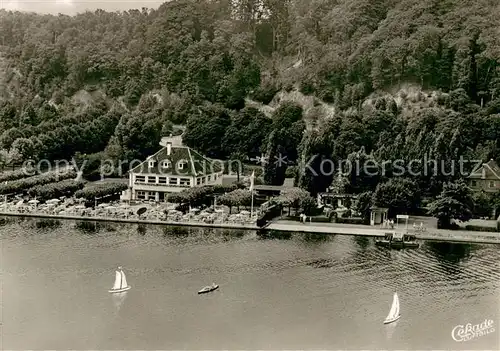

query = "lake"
[1,217,499,350]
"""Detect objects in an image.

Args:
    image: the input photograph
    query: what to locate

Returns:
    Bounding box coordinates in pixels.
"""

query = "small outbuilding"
[370,207,388,226]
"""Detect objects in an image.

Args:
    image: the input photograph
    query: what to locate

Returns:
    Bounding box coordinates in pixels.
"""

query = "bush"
[212,184,241,194]
[299,80,315,95]
[285,166,297,178]
[251,83,280,105]
[335,217,368,225]
[74,182,128,200]
[464,225,499,233]
[0,169,77,195]
[28,179,85,200]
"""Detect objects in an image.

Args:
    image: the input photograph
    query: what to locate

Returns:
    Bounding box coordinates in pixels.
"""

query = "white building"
[127,136,223,201]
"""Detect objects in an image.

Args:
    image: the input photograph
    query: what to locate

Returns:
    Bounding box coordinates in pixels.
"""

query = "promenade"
[1,211,499,244]
[266,220,500,245]
[0,211,258,230]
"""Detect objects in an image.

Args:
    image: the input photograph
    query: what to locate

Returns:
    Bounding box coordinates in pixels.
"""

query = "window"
[148,160,156,168]
[489,181,496,188]
[178,160,188,170]
[135,175,145,183]
[137,191,146,199]
[207,175,211,182]
[471,180,477,187]
[147,176,156,184]
[169,178,178,185]
[161,160,171,168]
[179,178,190,186]
[158,176,167,184]
[146,192,157,200]
[196,178,202,185]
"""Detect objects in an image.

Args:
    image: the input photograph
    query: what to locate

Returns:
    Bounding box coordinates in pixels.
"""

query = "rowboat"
[198,283,218,294]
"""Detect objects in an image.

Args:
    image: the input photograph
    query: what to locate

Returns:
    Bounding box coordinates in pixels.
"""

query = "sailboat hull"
[198,285,219,294]
[384,314,401,324]
[108,286,131,293]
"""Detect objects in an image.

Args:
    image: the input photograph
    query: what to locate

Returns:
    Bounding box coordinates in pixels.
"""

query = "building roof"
[370,207,388,212]
[254,179,295,192]
[160,135,182,147]
[468,159,500,180]
[253,185,284,192]
[130,145,222,176]
[318,192,358,198]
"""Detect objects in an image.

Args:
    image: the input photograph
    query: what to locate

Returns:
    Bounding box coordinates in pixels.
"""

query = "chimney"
[166,142,172,156]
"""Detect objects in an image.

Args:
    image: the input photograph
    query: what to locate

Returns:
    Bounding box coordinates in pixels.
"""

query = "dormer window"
[148,160,156,168]
[161,160,171,168]
[178,160,187,170]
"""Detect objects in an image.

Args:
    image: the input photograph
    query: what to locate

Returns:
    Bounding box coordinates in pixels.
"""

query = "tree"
[10,138,35,164]
[228,152,246,182]
[222,107,271,158]
[218,189,252,213]
[0,128,24,150]
[372,178,420,217]
[472,191,493,218]
[343,147,380,194]
[0,149,9,171]
[428,180,474,229]
[275,187,315,215]
[182,103,232,158]
[354,191,373,221]
[264,102,305,185]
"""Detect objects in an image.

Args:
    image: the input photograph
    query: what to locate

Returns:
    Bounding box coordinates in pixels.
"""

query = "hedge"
[335,217,368,225]
[464,225,499,233]
[28,179,85,201]
[74,182,128,200]
[0,168,38,183]
[0,169,77,195]
[167,184,245,206]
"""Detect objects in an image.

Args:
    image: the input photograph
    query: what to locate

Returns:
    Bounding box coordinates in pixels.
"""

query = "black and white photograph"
[0,0,499,350]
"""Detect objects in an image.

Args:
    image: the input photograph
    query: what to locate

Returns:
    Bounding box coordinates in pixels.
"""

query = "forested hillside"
[0,0,499,203]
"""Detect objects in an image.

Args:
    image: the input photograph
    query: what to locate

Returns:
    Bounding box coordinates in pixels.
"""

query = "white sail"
[385,293,400,321]
[120,270,128,289]
[112,271,122,290]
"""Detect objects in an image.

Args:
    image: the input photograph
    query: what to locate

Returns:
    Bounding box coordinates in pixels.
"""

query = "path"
[266,220,500,245]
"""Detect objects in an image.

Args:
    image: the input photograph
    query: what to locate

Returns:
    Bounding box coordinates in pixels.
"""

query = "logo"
[451,319,495,342]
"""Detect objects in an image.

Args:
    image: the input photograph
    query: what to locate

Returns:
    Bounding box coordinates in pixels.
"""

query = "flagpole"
[251,189,254,218]
[250,170,255,219]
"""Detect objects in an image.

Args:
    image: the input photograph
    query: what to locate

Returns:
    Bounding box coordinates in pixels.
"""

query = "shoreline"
[0,211,258,230]
[1,212,499,245]
[265,221,500,245]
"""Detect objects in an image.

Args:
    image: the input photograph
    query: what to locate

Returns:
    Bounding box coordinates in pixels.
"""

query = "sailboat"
[383,292,400,324]
[108,267,131,293]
